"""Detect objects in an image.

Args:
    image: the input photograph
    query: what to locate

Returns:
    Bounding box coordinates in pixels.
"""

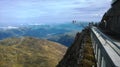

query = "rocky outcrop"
[57,28,95,67]
[99,0,120,34]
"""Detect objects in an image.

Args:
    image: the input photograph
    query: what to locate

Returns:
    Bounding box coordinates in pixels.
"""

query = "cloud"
[0,0,111,26]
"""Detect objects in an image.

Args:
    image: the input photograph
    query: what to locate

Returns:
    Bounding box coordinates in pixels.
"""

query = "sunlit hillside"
[0,37,67,67]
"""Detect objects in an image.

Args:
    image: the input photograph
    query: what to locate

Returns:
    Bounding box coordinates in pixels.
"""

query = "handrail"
[91,26,120,56]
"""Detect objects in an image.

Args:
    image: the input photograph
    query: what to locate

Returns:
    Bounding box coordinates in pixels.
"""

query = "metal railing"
[91,26,120,67]
[92,27,120,56]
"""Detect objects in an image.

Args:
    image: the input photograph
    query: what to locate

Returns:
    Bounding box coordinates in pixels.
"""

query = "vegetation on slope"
[80,29,96,67]
[57,28,96,67]
[0,37,67,67]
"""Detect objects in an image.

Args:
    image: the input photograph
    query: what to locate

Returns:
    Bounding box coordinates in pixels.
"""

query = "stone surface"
[99,0,120,34]
[57,28,96,67]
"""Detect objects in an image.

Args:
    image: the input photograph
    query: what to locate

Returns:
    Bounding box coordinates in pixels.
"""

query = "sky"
[0,0,111,26]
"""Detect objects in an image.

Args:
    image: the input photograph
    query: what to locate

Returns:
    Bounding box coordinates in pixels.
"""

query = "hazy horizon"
[0,0,111,26]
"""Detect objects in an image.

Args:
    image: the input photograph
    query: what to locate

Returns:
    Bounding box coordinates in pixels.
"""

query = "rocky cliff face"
[57,28,95,67]
[99,0,120,34]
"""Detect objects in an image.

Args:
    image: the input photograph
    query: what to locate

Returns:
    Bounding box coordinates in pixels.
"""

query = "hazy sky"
[0,0,111,26]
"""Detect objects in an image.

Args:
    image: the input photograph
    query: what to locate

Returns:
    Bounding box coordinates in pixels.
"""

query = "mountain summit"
[0,37,67,67]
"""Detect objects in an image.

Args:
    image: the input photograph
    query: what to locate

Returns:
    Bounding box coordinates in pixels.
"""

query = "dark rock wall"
[57,29,89,67]
[99,0,120,34]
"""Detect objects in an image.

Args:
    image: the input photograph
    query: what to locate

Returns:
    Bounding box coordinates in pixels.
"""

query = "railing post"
[101,57,106,67]
[96,43,98,60]
[98,49,102,67]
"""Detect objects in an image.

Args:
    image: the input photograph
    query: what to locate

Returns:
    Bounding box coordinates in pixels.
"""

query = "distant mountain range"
[0,23,88,47]
[0,37,67,67]
[46,31,77,47]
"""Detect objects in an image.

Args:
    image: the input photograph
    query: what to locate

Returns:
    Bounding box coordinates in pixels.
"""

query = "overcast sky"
[0,0,111,26]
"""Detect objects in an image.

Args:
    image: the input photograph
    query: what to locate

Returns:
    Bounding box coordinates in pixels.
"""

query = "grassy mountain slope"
[0,37,67,67]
